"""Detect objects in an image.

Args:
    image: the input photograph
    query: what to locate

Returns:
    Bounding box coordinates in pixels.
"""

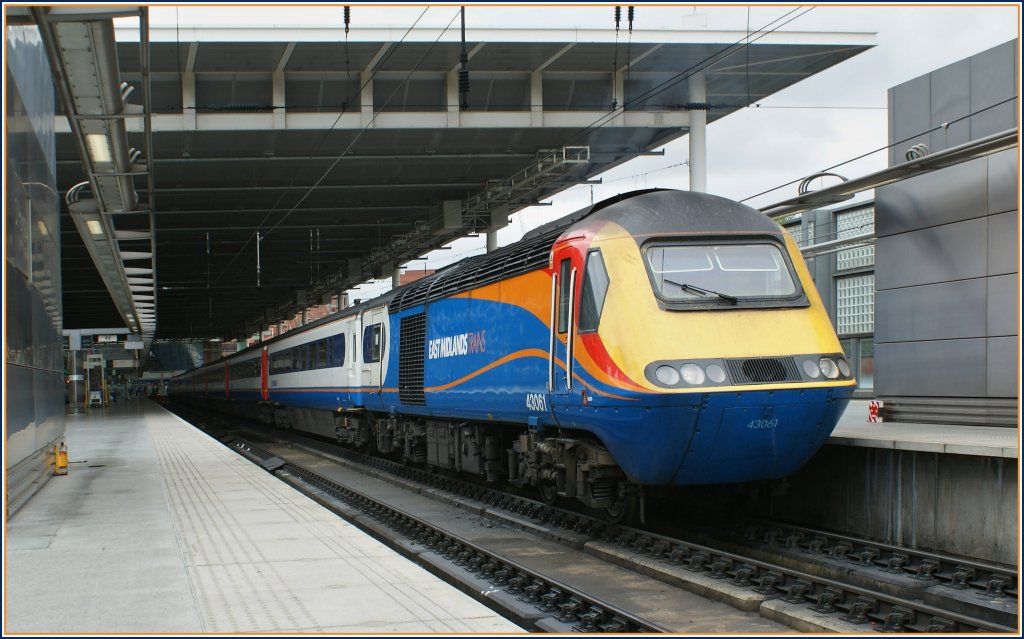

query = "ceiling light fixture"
[85,133,112,164]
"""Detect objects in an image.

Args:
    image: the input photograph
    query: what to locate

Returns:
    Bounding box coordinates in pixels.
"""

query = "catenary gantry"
[34,7,873,340]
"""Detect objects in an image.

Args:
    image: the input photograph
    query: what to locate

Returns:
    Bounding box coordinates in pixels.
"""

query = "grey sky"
[145,3,1020,295]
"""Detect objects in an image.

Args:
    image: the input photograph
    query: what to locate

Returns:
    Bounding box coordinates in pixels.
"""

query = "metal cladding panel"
[874,279,987,343]
[874,158,988,237]
[5,365,35,444]
[34,369,66,451]
[928,58,971,152]
[970,40,1018,138]
[886,82,896,166]
[971,99,1018,140]
[889,74,930,164]
[6,25,64,505]
[876,339,987,397]
[875,218,988,291]
[987,211,1018,276]
[987,274,1018,337]
[987,336,1018,397]
[987,149,1019,215]
[6,269,33,368]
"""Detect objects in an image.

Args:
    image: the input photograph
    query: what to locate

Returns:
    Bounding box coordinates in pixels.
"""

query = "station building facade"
[875,39,1017,426]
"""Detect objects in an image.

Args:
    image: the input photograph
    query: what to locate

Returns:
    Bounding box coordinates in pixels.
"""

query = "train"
[169,189,856,521]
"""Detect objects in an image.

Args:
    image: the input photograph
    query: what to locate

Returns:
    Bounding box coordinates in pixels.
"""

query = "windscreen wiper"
[664,279,738,305]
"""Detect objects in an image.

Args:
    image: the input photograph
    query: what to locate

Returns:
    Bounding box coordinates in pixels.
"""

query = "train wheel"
[602,495,636,524]
[538,482,560,506]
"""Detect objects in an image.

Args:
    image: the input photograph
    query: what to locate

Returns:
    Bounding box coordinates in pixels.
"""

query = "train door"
[344,317,358,404]
[548,240,582,411]
[360,306,386,397]
[260,346,269,401]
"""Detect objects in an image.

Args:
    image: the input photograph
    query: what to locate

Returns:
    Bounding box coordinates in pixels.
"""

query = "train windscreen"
[645,242,797,302]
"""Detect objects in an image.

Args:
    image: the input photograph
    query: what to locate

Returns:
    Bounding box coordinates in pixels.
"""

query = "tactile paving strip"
[147,411,521,633]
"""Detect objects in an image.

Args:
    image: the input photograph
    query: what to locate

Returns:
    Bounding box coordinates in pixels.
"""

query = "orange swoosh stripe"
[266,350,643,401]
[423,348,640,401]
[424,348,549,392]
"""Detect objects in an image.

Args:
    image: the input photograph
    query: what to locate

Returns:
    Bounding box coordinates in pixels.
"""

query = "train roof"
[179,189,781,376]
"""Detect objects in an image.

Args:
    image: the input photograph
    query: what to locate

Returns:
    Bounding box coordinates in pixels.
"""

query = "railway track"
[173,403,1018,634]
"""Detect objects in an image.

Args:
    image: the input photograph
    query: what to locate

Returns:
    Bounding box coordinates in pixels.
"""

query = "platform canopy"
[51,16,873,340]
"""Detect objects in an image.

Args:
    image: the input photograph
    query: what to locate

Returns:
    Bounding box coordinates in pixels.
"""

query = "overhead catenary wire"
[214,5,816,291]
[558,6,814,147]
[206,6,926,309]
[210,6,452,287]
[738,95,1018,205]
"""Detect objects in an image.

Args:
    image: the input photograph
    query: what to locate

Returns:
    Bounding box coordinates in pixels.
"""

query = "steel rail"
[741,520,1017,599]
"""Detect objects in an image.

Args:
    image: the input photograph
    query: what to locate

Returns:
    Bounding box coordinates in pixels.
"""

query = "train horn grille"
[726,357,801,384]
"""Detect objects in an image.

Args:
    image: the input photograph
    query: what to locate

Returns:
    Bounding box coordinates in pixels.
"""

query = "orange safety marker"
[54,443,69,476]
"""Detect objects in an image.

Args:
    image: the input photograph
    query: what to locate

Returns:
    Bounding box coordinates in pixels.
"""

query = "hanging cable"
[211,7,441,286]
[459,6,469,111]
[557,6,812,147]
[625,6,634,102]
[343,6,352,91]
[611,6,621,110]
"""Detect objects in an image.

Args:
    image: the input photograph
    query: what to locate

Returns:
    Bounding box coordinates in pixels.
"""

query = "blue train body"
[170,190,855,519]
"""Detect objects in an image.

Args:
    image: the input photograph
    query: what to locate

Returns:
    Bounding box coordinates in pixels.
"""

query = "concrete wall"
[875,40,1018,425]
[760,445,1017,566]
[5,24,65,517]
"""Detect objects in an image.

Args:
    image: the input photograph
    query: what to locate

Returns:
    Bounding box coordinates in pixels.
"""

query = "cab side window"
[578,250,610,333]
[557,259,572,334]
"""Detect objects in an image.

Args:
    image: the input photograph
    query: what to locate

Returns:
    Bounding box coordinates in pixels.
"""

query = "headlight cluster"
[651,361,729,388]
[647,353,854,389]
[801,355,852,380]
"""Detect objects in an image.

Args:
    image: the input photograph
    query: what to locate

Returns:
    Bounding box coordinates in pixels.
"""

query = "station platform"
[829,400,1018,458]
[4,398,523,634]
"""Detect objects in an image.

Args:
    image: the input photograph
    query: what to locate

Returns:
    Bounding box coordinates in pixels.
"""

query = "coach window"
[578,250,609,333]
[272,353,289,374]
[363,324,383,363]
[317,339,329,369]
[333,333,345,366]
[557,258,572,333]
